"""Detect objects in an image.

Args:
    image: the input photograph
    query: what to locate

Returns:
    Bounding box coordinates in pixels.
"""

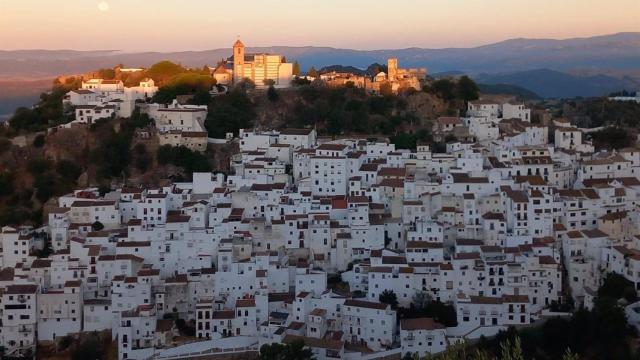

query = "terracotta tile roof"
[401,317,445,331]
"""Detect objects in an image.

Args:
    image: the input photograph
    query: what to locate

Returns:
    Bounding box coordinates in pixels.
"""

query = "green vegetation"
[157,145,211,177]
[589,127,634,150]
[292,61,301,76]
[91,221,104,231]
[465,271,639,360]
[71,335,104,360]
[89,109,152,181]
[259,339,315,360]
[152,72,216,104]
[598,272,637,303]
[561,97,640,128]
[267,85,280,102]
[32,134,45,147]
[204,87,256,138]
[96,68,116,79]
[56,159,83,182]
[379,289,399,309]
[390,129,431,150]
[399,297,458,328]
[424,76,479,107]
[6,77,80,133]
[146,61,188,83]
[282,85,405,136]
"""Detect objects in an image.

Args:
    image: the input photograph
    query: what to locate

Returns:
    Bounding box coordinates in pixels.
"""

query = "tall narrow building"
[387,58,398,81]
[232,39,246,84]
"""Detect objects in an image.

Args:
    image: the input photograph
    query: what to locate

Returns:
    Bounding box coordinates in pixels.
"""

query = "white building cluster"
[4,100,640,359]
[63,78,158,125]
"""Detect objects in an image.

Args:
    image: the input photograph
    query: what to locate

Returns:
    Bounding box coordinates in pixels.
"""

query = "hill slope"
[475,69,640,98]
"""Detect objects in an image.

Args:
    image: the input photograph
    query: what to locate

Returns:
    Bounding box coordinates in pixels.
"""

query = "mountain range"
[1,32,640,117]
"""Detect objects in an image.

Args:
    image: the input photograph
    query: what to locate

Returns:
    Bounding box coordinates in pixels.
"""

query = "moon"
[98,1,109,12]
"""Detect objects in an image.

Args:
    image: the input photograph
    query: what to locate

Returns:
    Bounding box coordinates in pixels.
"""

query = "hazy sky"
[1,0,639,51]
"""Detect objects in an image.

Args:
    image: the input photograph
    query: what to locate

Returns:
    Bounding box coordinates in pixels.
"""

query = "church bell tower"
[233,38,245,84]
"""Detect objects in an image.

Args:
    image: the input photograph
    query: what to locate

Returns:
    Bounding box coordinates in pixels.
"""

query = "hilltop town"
[2,39,640,360]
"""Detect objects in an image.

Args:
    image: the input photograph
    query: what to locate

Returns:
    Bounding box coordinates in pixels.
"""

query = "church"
[212,39,293,89]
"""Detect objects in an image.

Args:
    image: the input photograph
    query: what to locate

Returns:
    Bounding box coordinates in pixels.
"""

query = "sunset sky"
[1,0,639,51]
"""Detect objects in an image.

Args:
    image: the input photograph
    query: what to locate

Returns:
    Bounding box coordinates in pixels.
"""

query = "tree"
[267,85,279,102]
[498,337,524,360]
[411,290,432,310]
[379,289,399,309]
[71,337,103,360]
[292,61,301,76]
[32,134,46,148]
[97,68,116,79]
[205,88,256,138]
[9,107,43,131]
[0,172,14,197]
[92,221,104,231]
[562,349,580,360]
[58,335,73,351]
[190,89,212,106]
[590,127,634,150]
[308,67,318,78]
[429,79,456,102]
[456,75,480,102]
[259,339,314,360]
[56,159,83,182]
[152,73,216,104]
[598,272,637,302]
[146,60,187,84]
[155,145,211,177]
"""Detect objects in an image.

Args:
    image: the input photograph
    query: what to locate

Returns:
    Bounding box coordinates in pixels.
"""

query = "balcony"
[18,325,32,333]
[403,334,415,342]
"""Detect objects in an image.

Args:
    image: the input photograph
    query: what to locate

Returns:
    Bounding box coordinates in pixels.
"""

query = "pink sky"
[1,0,639,51]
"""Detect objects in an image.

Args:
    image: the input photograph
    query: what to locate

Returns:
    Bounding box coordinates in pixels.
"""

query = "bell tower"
[233,38,245,83]
[387,58,398,81]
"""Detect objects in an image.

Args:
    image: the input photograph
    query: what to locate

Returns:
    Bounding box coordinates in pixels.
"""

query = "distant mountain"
[431,71,466,79]
[318,65,367,76]
[477,83,541,100]
[1,32,640,117]
[475,69,640,98]
[0,32,639,79]
[318,63,388,77]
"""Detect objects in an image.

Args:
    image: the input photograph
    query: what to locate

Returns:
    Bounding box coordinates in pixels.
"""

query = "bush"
[32,134,46,148]
[33,174,55,202]
[27,158,52,175]
[0,172,14,197]
[91,221,104,231]
[599,272,637,302]
[156,145,211,177]
[71,337,102,360]
[56,160,83,182]
[58,335,73,351]
[205,89,256,138]
[267,85,279,102]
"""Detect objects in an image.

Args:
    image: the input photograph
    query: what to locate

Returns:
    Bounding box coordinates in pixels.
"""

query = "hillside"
[0,65,470,227]
[476,83,540,100]
[475,69,640,98]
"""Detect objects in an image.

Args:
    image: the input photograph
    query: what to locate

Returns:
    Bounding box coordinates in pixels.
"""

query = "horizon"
[1,0,639,52]
[2,31,640,53]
